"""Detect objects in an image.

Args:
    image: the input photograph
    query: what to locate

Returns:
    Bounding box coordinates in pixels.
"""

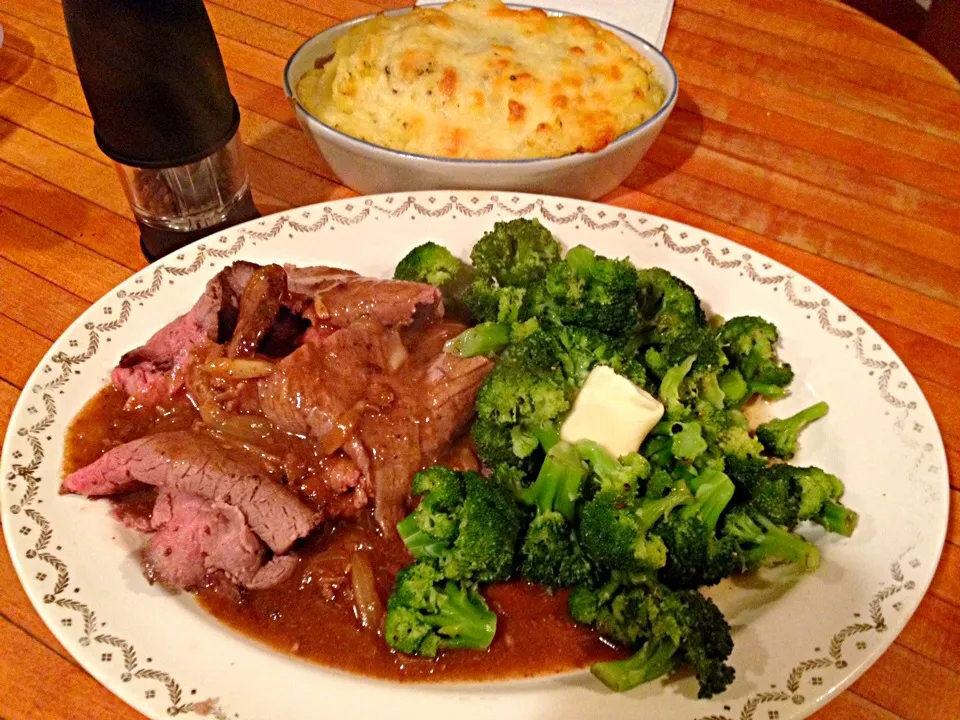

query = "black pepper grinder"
[62,0,260,261]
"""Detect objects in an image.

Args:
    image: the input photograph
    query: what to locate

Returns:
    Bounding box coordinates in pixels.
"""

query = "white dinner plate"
[1,191,948,720]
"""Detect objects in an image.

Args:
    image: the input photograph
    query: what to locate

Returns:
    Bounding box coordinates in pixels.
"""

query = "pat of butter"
[560,365,664,458]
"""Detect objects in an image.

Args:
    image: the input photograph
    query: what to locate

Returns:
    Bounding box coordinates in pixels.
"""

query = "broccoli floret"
[636,268,707,342]
[716,316,794,399]
[756,401,829,459]
[580,482,692,573]
[722,507,820,571]
[655,470,740,589]
[397,468,521,583]
[519,511,595,588]
[523,245,640,334]
[718,369,749,407]
[514,442,594,587]
[394,241,472,290]
[385,562,497,656]
[516,442,587,522]
[726,459,856,535]
[658,355,697,419]
[474,335,571,429]
[471,218,561,288]
[572,575,735,698]
[576,440,651,496]
[646,420,709,466]
[472,327,649,470]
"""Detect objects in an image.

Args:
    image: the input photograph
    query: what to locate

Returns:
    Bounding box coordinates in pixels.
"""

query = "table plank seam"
[0,610,80,671]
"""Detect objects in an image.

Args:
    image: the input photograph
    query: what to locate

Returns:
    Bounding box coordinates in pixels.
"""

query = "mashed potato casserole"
[296,0,667,159]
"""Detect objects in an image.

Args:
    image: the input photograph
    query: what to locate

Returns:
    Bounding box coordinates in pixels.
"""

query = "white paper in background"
[415,0,674,49]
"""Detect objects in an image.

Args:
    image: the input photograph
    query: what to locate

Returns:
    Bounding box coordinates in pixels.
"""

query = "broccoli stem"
[518,441,586,522]
[396,514,448,559]
[658,355,697,414]
[815,500,860,537]
[686,470,735,533]
[756,401,829,459]
[430,581,498,650]
[726,512,820,571]
[575,439,622,479]
[636,484,693,531]
[530,422,561,452]
[718,369,749,407]
[591,638,679,692]
[445,322,511,357]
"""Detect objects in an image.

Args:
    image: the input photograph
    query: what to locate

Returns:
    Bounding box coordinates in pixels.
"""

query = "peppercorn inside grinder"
[63,0,259,261]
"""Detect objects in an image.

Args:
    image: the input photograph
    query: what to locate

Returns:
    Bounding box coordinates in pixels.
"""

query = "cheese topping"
[560,365,664,458]
[296,0,666,159]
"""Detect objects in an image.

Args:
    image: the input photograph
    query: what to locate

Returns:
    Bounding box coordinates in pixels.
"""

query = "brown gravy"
[64,370,623,683]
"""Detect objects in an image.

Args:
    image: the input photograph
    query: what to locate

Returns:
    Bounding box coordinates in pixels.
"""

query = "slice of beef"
[285,265,443,328]
[359,406,422,537]
[419,353,494,460]
[143,490,297,590]
[113,262,259,404]
[293,454,369,517]
[62,431,318,554]
[110,485,159,533]
[258,323,389,438]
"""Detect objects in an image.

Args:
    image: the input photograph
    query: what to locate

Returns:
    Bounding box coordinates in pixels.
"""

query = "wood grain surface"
[0,0,958,718]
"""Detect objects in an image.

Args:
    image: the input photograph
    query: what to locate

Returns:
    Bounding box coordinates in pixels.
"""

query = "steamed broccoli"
[721,508,820,571]
[655,470,741,589]
[472,327,648,471]
[515,442,594,587]
[726,458,858,535]
[579,474,692,573]
[636,268,707,345]
[396,467,522,583]
[576,440,651,496]
[394,241,471,289]
[444,321,514,357]
[522,245,640,334]
[569,574,735,697]
[471,218,561,288]
[756,401,829,459]
[385,562,497,656]
[716,316,794,400]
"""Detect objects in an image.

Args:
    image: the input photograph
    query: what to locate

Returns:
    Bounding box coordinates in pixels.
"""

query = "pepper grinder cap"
[63,0,240,169]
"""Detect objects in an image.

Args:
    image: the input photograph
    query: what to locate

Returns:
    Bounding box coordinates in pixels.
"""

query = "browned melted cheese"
[296,0,666,159]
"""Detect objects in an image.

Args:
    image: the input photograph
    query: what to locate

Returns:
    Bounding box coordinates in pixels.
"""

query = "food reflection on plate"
[61,219,858,697]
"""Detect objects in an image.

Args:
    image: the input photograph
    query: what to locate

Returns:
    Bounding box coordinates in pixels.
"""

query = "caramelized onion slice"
[317,401,368,457]
[203,358,275,379]
[350,550,383,632]
[227,264,288,359]
[383,330,409,373]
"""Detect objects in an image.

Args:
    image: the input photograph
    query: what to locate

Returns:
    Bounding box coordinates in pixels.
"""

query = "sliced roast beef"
[113,262,259,404]
[285,264,443,328]
[143,490,297,590]
[258,323,389,438]
[359,405,422,537]
[62,431,318,554]
[293,453,370,519]
[419,354,494,460]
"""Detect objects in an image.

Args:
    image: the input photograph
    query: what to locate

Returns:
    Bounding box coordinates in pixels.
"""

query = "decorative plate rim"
[1,191,949,720]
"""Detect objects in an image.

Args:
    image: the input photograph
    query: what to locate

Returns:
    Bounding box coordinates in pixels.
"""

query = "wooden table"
[0,0,958,718]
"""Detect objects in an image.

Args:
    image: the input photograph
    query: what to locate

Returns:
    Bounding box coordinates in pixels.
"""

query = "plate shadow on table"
[602,87,703,205]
